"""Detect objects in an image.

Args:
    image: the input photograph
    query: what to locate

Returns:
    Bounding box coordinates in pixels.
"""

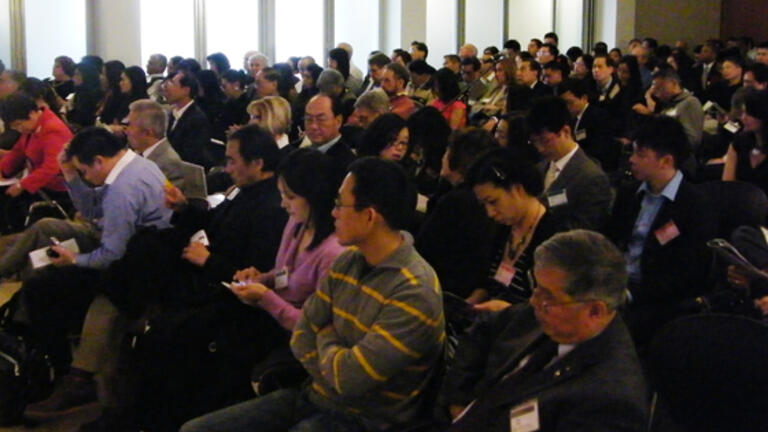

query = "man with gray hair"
[351,88,389,128]
[317,69,356,119]
[380,62,415,119]
[647,67,704,150]
[145,54,167,102]
[444,230,648,431]
[125,99,188,194]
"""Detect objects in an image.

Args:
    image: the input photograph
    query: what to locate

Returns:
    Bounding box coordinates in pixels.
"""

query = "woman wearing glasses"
[464,149,567,311]
[357,113,410,162]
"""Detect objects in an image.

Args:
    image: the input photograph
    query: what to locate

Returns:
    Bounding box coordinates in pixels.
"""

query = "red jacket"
[1,108,71,193]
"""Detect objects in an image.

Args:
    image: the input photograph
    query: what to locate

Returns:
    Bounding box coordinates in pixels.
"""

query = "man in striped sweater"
[181,157,444,432]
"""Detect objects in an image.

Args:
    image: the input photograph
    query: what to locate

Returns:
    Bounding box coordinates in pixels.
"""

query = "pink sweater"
[256,216,345,330]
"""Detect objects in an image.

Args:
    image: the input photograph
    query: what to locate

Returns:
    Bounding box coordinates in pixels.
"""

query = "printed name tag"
[494,261,516,286]
[226,187,241,201]
[724,120,741,134]
[190,229,210,246]
[654,220,680,246]
[547,190,568,208]
[274,268,289,290]
[509,399,540,432]
[664,108,678,117]
[574,129,587,141]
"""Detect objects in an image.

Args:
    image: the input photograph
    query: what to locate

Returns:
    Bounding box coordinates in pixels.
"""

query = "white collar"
[172,100,194,121]
[104,150,137,185]
[551,145,579,173]
[142,138,166,158]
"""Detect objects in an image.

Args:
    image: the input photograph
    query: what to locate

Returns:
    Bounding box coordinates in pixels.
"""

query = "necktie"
[544,162,559,190]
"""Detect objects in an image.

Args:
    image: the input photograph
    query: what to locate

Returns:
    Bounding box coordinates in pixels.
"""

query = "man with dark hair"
[528,96,612,231]
[691,40,722,101]
[0,92,72,231]
[205,52,231,77]
[591,53,625,135]
[503,39,521,60]
[301,94,356,181]
[182,157,443,432]
[254,67,281,98]
[537,43,559,64]
[648,67,704,150]
[559,78,617,172]
[528,38,543,57]
[11,126,172,421]
[517,58,552,100]
[460,56,488,104]
[406,60,436,105]
[542,61,568,95]
[544,31,559,46]
[445,229,648,431]
[381,62,416,119]
[607,115,716,345]
[756,41,768,66]
[410,41,429,61]
[164,70,213,169]
[443,54,461,74]
[359,52,391,95]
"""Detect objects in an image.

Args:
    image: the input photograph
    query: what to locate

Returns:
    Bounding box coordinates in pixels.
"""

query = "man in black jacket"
[444,230,648,431]
[165,71,213,169]
[607,115,716,345]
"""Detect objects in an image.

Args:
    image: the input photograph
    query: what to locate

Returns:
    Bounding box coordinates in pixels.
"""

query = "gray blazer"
[537,147,612,231]
[146,138,185,192]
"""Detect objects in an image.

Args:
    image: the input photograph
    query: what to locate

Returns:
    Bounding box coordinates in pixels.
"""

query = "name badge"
[494,261,516,286]
[547,189,568,208]
[724,120,741,134]
[274,268,289,290]
[664,108,678,118]
[598,94,606,102]
[654,220,680,246]
[574,129,587,141]
[509,399,540,432]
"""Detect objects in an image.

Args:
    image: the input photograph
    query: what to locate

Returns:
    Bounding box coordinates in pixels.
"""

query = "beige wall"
[90,0,141,66]
[635,0,721,47]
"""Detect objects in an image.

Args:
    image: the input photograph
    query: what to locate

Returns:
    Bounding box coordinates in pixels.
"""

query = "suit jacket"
[691,62,722,102]
[538,147,612,232]
[574,104,619,172]
[146,138,185,192]
[531,81,554,100]
[167,101,213,170]
[606,178,716,305]
[445,305,648,432]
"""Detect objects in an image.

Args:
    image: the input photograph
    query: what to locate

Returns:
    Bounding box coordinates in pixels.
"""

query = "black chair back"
[698,180,768,238]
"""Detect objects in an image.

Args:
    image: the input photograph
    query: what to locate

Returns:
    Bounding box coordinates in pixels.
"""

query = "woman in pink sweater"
[227,148,345,330]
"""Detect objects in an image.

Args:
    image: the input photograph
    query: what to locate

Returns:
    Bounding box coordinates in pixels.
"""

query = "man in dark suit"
[517,58,553,101]
[560,78,619,172]
[444,230,649,432]
[607,116,716,345]
[164,71,213,170]
[297,94,355,183]
[529,96,612,231]
[691,40,722,102]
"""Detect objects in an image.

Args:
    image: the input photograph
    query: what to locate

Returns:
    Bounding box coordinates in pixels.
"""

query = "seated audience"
[145,53,167,102]
[410,41,428,62]
[164,70,213,169]
[444,230,648,431]
[723,89,768,196]
[607,115,716,345]
[50,55,76,100]
[407,106,451,195]
[470,58,515,118]
[247,96,293,151]
[317,69,356,121]
[0,93,72,232]
[464,148,568,309]
[542,60,567,95]
[707,56,743,111]
[328,47,362,95]
[11,127,172,421]
[416,128,496,298]
[358,52,390,95]
[181,157,443,432]
[98,60,127,126]
[529,96,612,231]
[517,57,553,100]
[196,70,227,140]
[460,56,488,104]
[443,54,461,74]
[124,99,187,193]
[292,62,323,132]
[66,63,103,131]
[430,67,467,130]
[559,78,618,172]
[350,88,389,129]
[299,94,356,182]
[206,52,231,77]
[357,113,409,162]
[381,62,416,120]
[219,69,250,135]
[406,60,436,106]
[107,66,149,136]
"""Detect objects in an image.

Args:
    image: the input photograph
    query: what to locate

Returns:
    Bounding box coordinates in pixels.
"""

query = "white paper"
[509,399,540,432]
[0,177,19,187]
[190,229,210,246]
[29,238,80,269]
[416,194,429,214]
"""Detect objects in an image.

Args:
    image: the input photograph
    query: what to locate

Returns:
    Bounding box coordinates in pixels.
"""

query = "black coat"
[167,102,213,169]
[574,104,620,172]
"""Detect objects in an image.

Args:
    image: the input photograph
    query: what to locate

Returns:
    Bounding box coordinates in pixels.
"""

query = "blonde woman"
[246,96,292,149]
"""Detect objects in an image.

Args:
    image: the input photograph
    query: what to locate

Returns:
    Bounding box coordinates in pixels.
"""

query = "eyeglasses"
[333,197,357,209]
[530,286,595,314]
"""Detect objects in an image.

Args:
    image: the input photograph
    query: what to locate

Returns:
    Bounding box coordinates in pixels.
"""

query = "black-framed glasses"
[333,197,357,209]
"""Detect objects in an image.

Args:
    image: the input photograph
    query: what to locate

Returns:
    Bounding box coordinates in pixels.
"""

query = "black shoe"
[79,408,138,432]
[24,374,97,420]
